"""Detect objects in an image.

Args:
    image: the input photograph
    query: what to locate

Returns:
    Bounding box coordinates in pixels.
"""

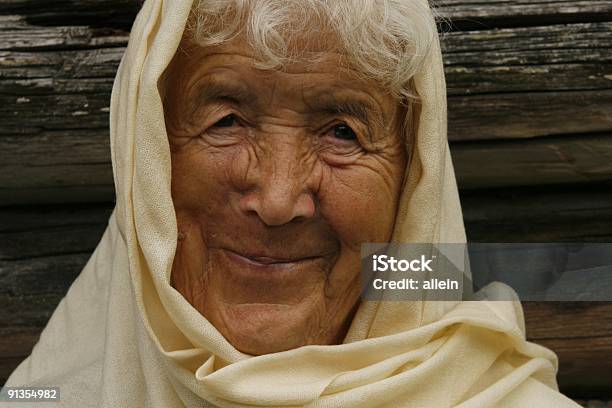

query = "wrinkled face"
[164,36,407,355]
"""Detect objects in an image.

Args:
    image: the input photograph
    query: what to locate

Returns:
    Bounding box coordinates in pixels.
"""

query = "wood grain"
[0,205,112,385]
[435,1,612,20]
[461,184,612,242]
[1,16,611,202]
[0,0,139,29]
[3,132,612,204]
[441,22,612,96]
[2,0,612,29]
[523,302,612,392]
[1,201,611,391]
[451,133,612,189]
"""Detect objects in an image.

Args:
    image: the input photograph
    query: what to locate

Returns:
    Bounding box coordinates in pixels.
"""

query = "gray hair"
[187,0,438,103]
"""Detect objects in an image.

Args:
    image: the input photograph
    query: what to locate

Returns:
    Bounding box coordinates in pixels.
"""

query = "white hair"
[187,0,438,103]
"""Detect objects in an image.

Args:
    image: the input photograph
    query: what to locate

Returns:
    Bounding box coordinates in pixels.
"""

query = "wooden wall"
[1,0,612,400]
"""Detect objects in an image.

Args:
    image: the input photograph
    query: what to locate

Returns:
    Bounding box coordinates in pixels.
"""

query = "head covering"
[5,0,579,407]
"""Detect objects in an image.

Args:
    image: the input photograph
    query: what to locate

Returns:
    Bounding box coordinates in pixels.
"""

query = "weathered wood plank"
[436,1,612,17]
[0,129,115,204]
[441,22,612,95]
[0,0,139,29]
[451,133,612,189]
[1,194,612,386]
[0,205,111,298]
[0,129,112,191]
[3,132,612,204]
[435,0,612,29]
[4,81,612,141]
[0,327,40,367]
[0,15,128,50]
[0,203,112,232]
[0,356,28,387]
[461,184,612,242]
[537,335,612,392]
[524,302,612,340]
[525,301,612,393]
[448,91,612,141]
[0,205,112,380]
[0,17,611,201]
[0,257,89,333]
[2,0,612,30]
[2,20,612,132]
[3,306,610,392]
[0,254,96,384]
[2,18,612,201]
[2,279,612,391]
[2,280,610,391]
[436,0,612,17]
[576,400,612,407]
[0,226,106,261]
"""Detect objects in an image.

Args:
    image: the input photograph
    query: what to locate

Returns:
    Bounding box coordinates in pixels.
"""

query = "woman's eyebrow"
[196,79,256,106]
[307,92,384,129]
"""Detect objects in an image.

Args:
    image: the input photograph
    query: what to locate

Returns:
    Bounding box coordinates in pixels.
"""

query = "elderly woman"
[5,0,579,407]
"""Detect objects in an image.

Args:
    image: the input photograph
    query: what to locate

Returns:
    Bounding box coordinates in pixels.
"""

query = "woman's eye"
[212,114,237,128]
[332,124,357,140]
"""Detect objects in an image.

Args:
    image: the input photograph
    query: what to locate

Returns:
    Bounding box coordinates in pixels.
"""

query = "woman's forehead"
[175,33,354,78]
[166,36,399,120]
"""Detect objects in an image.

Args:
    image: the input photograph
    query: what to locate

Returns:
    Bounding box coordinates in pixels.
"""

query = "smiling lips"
[222,248,322,267]
[213,247,329,305]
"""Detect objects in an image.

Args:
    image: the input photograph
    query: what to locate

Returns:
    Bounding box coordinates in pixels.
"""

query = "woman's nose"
[240,187,315,226]
[238,146,316,226]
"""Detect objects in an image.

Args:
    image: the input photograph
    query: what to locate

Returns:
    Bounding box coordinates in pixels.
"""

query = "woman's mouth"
[221,248,323,268]
[209,248,331,304]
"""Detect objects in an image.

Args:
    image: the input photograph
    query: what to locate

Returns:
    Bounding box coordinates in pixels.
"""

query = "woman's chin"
[214,301,324,355]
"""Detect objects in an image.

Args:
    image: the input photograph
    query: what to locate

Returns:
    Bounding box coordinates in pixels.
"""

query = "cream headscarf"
[5,0,580,407]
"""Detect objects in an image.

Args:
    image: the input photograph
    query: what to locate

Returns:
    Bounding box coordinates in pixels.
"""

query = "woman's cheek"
[169,143,227,212]
[318,166,398,249]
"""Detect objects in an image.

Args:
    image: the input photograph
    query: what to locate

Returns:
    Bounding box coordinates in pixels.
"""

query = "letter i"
[373,255,378,271]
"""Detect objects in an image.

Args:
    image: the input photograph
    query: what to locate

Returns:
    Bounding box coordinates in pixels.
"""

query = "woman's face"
[164,36,407,355]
